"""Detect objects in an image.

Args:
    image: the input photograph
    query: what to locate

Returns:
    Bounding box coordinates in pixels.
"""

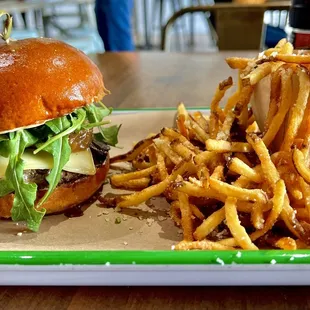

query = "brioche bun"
[0,38,107,133]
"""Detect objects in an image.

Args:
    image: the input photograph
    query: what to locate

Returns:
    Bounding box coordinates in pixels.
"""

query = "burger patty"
[23,139,110,190]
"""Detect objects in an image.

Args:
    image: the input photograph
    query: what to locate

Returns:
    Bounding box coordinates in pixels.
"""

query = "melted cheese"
[0,148,96,178]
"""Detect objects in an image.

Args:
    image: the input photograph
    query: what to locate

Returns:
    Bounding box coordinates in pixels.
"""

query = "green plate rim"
[1,108,309,266]
[0,250,310,265]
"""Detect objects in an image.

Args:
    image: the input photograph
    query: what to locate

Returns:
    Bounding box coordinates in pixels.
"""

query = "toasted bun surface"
[0,156,110,218]
[0,38,106,132]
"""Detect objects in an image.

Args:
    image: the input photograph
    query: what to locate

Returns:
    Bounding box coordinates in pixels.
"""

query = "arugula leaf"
[0,135,8,142]
[0,141,11,158]
[34,109,86,154]
[6,130,45,232]
[94,124,121,147]
[36,117,71,208]
[88,102,112,120]
[0,137,14,196]
[28,124,54,141]
[0,135,12,158]
[82,120,111,130]
[84,104,119,146]
[46,115,71,134]
[0,179,14,197]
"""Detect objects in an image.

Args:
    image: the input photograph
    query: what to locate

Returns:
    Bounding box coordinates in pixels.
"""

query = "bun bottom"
[0,155,110,219]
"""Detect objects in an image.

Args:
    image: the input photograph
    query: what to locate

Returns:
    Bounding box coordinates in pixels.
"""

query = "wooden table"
[1,52,309,308]
[90,51,257,109]
[1,285,310,309]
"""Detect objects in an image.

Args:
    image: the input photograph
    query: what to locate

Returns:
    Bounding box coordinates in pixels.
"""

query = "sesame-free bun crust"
[0,156,109,219]
[0,38,106,132]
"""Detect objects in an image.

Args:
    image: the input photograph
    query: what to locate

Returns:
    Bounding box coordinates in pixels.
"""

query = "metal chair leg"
[198,0,218,45]
[189,0,197,46]
[171,0,182,51]
[161,6,215,51]
[143,0,152,49]
[152,0,164,46]
[159,0,164,27]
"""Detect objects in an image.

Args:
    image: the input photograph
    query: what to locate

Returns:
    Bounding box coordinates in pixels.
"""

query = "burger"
[0,37,119,231]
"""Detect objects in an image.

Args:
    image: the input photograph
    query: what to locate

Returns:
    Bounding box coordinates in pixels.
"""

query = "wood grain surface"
[90,51,257,109]
[2,52,307,308]
[0,286,310,309]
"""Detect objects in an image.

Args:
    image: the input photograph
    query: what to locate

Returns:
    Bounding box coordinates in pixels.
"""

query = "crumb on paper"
[115,206,121,212]
[105,218,110,222]
[158,215,167,222]
[146,218,155,227]
[171,245,175,250]
[15,223,19,226]
[97,210,110,217]
[123,241,128,246]
[129,227,133,230]
[122,215,128,221]
[138,216,144,221]
[16,232,22,237]
[115,216,122,224]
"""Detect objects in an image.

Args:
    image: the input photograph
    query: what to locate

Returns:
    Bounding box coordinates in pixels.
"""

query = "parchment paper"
[0,111,184,251]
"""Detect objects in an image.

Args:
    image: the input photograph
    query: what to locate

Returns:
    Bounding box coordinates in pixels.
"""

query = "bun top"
[0,38,107,132]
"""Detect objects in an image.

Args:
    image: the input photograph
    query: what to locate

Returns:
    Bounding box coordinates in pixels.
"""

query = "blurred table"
[0,0,94,12]
[0,1,45,13]
[0,0,95,37]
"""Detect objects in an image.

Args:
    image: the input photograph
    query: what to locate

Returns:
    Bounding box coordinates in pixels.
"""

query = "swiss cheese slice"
[0,148,96,178]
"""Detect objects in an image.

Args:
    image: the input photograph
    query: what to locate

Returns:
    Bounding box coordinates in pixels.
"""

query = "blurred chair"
[187,0,217,47]
[42,0,104,54]
[150,0,217,51]
[151,0,184,49]
[161,4,290,51]
[134,0,187,50]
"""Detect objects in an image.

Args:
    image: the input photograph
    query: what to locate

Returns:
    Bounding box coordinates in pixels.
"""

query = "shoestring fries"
[102,39,310,250]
